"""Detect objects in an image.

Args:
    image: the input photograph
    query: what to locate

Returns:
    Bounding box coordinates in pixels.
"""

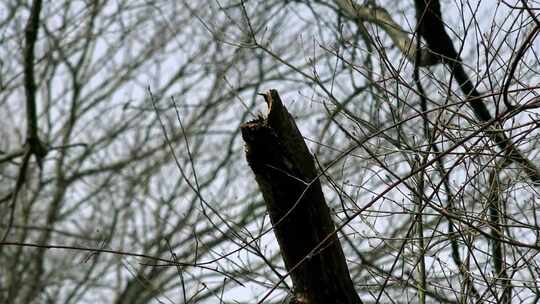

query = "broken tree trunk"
[240,90,362,304]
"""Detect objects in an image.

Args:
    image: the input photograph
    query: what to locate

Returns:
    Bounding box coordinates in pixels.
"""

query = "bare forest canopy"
[1,0,540,303]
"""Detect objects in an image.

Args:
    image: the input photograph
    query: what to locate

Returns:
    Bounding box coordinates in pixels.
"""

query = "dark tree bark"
[240,90,362,304]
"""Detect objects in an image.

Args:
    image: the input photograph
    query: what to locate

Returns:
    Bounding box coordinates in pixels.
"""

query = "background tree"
[1,0,539,303]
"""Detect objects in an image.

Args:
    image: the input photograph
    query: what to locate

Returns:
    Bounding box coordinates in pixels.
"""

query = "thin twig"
[502,24,540,109]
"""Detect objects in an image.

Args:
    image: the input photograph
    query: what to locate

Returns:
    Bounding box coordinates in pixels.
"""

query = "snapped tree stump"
[241,90,362,304]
